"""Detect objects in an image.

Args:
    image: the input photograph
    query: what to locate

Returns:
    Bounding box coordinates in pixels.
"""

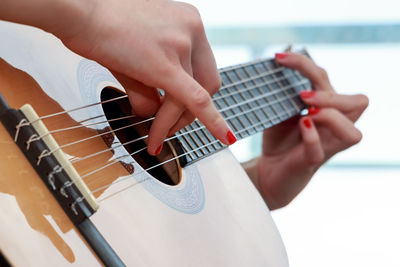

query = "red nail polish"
[300,90,315,99]
[226,130,237,145]
[303,117,312,129]
[275,53,289,60]
[308,107,320,116]
[155,144,163,155]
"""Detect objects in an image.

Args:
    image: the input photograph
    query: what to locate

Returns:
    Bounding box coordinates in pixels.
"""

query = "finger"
[300,91,369,121]
[191,33,221,95]
[158,68,236,147]
[168,110,195,137]
[275,52,333,91]
[310,108,363,147]
[299,117,324,165]
[147,96,183,155]
[113,72,161,117]
[166,34,219,136]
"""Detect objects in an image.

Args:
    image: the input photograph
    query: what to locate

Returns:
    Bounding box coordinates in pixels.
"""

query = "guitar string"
[31,114,137,142]
[36,77,297,160]
[92,107,296,195]
[79,86,308,178]
[23,62,286,125]
[57,78,308,164]
[36,71,297,138]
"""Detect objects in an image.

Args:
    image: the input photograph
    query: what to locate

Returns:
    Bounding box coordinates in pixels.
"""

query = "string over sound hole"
[100,88,183,186]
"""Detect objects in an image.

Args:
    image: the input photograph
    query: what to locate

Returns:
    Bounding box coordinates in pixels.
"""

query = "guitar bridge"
[0,97,96,224]
[0,92,126,266]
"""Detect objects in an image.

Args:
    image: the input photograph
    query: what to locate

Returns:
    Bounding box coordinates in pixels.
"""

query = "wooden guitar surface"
[0,22,288,266]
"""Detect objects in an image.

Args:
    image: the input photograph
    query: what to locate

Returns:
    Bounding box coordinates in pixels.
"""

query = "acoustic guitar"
[0,21,311,266]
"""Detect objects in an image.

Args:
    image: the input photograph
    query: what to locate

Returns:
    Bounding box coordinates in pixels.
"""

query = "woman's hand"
[243,52,369,210]
[0,0,236,155]
[57,0,237,154]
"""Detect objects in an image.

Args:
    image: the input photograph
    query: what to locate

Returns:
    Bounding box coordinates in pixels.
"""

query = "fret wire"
[178,129,198,160]
[261,62,294,119]
[216,76,308,113]
[196,88,303,139]
[223,70,252,138]
[185,125,205,158]
[180,139,195,161]
[265,61,300,115]
[250,63,281,124]
[294,70,311,91]
[226,90,300,137]
[218,65,285,92]
[233,66,261,135]
[252,65,279,123]
[182,88,302,157]
[193,120,219,150]
[94,101,305,195]
[198,120,222,151]
[283,69,311,108]
[219,57,273,74]
[189,123,211,155]
[241,65,270,131]
[214,72,297,101]
[218,72,243,134]
[193,120,216,153]
[95,88,303,181]
[261,61,293,119]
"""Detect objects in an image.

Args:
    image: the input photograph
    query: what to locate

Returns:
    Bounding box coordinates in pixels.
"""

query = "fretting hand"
[243,52,369,210]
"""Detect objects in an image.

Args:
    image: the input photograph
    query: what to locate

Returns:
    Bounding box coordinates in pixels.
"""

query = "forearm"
[0,0,97,39]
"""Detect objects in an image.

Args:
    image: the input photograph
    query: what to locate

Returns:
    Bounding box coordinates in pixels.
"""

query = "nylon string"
[38,72,307,161]
[79,85,308,179]
[93,105,297,195]
[25,62,289,124]
[61,78,308,165]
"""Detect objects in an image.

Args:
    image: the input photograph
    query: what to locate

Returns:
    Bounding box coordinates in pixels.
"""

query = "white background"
[185,0,400,266]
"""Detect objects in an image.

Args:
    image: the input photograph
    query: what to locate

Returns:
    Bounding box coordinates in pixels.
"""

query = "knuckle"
[209,73,222,95]
[192,88,211,109]
[357,94,369,111]
[179,2,200,14]
[322,90,335,105]
[171,36,192,55]
[292,53,308,67]
[343,128,362,146]
[290,54,303,67]
[158,64,178,80]
[317,67,329,81]
[132,103,158,117]
[309,150,325,165]
[349,129,363,145]
[179,4,203,32]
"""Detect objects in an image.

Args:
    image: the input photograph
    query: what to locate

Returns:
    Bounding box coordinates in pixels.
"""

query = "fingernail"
[275,52,289,60]
[303,117,312,129]
[300,90,315,99]
[154,144,163,155]
[308,107,320,116]
[226,130,237,145]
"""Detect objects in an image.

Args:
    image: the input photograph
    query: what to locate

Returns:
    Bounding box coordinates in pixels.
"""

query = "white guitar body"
[0,21,288,266]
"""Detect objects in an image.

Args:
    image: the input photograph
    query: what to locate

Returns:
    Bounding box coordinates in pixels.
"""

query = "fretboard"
[176,56,311,165]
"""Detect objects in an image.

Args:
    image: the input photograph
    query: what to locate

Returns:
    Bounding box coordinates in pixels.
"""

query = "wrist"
[42,0,99,41]
[0,0,98,41]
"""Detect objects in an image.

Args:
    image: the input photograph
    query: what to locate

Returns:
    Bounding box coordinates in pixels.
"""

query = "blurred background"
[186,0,400,266]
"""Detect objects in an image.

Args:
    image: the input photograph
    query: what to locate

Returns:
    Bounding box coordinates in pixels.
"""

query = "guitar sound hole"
[100,87,183,186]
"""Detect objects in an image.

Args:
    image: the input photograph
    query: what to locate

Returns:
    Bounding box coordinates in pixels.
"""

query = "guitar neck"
[177,56,311,165]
